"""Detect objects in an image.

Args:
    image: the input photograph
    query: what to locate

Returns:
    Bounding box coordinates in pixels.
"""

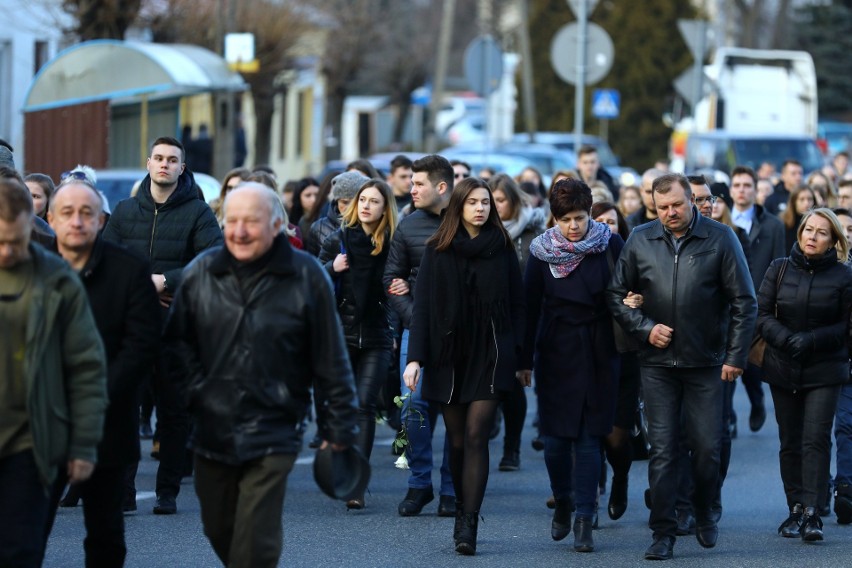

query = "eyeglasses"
[694,195,717,206]
[455,172,470,179]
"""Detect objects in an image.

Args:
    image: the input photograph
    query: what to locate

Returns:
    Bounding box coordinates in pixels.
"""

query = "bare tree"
[730,0,794,49]
[63,0,142,40]
[146,0,308,165]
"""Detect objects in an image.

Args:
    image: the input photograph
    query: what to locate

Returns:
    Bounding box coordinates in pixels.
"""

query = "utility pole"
[426,0,456,153]
[573,0,587,156]
[518,0,537,141]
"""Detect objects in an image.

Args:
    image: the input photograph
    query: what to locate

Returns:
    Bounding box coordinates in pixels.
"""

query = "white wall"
[1,0,70,166]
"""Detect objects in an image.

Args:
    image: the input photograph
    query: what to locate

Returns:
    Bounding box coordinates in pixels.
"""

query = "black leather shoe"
[695,522,718,548]
[608,476,628,520]
[551,498,573,541]
[835,485,852,525]
[644,536,674,560]
[749,402,766,432]
[573,517,594,552]
[778,503,803,538]
[675,509,695,536]
[437,494,456,517]
[531,437,545,451]
[800,507,824,542]
[398,488,434,516]
[153,494,177,515]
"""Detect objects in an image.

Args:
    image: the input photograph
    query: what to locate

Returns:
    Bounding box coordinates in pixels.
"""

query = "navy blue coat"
[522,232,623,438]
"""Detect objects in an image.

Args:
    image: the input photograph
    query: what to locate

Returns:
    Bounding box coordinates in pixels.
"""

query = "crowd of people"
[3,134,852,566]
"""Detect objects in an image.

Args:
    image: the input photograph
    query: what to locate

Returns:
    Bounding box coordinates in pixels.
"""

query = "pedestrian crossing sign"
[592,89,620,119]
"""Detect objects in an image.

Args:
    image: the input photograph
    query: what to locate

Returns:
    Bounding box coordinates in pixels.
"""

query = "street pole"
[574,0,586,155]
[427,0,456,153]
[691,20,706,129]
[518,0,537,142]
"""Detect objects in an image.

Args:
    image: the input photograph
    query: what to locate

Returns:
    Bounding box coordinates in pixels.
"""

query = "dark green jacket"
[102,170,223,291]
[25,244,107,487]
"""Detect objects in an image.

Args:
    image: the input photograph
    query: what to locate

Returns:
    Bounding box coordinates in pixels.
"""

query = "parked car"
[444,142,575,179]
[437,150,534,180]
[436,96,485,138]
[683,132,824,175]
[95,169,219,211]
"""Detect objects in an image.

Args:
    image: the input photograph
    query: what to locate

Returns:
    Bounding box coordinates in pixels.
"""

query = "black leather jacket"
[382,209,442,329]
[607,210,757,368]
[758,246,852,391]
[164,236,358,464]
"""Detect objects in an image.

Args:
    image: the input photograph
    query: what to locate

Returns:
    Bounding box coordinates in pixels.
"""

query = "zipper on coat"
[446,367,455,404]
[490,318,498,395]
[672,251,679,367]
[149,206,159,258]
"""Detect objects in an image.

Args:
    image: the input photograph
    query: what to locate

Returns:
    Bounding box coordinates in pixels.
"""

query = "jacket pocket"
[688,249,717,262]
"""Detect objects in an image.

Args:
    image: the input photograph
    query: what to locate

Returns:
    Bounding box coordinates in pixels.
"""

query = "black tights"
[443,400,499,514]
[604,426,633,481]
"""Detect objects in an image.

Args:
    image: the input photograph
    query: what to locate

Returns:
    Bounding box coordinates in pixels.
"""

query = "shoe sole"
[153,507,177,515]
[644,553,673,560]
[455,543,475,555]
[574,545,594,553]
[802,532,824,542]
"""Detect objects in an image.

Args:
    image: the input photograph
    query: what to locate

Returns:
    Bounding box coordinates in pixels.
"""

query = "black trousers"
[48,466,126,568]
[642,366,723,539]
[349,346,392,462]
[151,361,190,498]
[770,383,841,509]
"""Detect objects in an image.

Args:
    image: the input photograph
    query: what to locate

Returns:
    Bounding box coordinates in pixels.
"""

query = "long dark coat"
[522,232,623,438]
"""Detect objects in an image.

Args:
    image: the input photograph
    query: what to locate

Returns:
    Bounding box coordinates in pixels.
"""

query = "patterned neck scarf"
[529,220,611,278]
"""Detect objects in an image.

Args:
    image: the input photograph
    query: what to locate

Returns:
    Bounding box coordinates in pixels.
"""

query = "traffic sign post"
[592,89,619,119]
[463,35,503,97]
[677,20,712,125]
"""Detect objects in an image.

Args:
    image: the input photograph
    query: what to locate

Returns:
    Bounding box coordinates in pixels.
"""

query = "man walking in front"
[103,136,222,514]
[165,183,357,567]
[0,176,107,567]
[608,173,756,560]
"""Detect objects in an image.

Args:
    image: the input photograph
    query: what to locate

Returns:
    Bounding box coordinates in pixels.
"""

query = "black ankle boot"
[608,475,628,520]
[453,502,464,546]
[573,516,595,552]
[800,507,824,542]
[455,512,479,555]
[498,437,520,471]
[778,503,803,538]
[551,498,573,541]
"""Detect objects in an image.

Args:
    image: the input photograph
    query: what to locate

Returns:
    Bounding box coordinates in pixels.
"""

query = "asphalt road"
[45,386,852,567]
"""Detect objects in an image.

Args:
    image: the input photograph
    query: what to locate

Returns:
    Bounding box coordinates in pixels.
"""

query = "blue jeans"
[642,366,723,539]
[835,383,852,486]
[400,329,454,495]
[0,450,53,568]
[544,426,601,518]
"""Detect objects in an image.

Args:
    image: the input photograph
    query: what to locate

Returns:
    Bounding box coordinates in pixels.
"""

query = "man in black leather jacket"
[607,173,756,560]
[165,183,357,567]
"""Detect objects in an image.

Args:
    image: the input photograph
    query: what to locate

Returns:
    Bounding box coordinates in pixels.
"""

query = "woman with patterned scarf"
[518,178,632,553]
[404,177,525,556]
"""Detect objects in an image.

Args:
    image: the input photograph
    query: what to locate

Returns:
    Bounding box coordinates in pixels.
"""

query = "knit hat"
[332,171,369,201]
[0,146,14,170]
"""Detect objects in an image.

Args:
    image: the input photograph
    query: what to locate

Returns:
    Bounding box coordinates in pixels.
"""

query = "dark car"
[684,132,823,175]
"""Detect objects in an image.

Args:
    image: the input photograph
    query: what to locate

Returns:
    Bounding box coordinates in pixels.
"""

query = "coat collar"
[208,234,296,276]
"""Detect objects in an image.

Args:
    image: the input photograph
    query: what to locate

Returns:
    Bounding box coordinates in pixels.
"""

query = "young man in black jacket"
[103,136,223,515]
[48,179,161,565]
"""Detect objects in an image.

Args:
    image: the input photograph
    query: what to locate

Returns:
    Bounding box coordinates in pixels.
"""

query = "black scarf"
[345,226,389,324]
[429,223,510,366]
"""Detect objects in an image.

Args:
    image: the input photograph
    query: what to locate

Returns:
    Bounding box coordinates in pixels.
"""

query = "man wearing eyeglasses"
[0,175,107,567]
[451,160,471,182]
[729,166,785,434]
[103,136,222,515]
[47,178,160,565]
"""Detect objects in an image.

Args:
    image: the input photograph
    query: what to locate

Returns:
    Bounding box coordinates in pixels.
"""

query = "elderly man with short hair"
[164,183,358,568]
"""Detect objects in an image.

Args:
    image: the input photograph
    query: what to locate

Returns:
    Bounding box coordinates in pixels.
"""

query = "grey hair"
[224,182,286,230]
[49,180,104,215]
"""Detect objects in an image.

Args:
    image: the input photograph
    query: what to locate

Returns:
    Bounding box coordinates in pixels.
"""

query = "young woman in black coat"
[319,179,398,510]
[758,208,852,541]
[404,177,524,556]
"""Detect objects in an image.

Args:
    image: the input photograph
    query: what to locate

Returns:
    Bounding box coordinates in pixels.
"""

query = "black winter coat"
[382,209,443,329]
[102,170,222,291]
[306,206,341,257]
[164,236,358,464]
[79,238,161,467]
[319,227,393,350]
[743,204,786,292]
[758,245,852,391]
[607,211,757,368]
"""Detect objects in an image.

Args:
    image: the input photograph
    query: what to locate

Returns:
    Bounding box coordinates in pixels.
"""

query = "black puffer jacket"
[306,205,341,257]
[102,170,222,290]
[758,245,852,391]
[164,236,358,464]
[319,227,393,350]
[382,209,442,328]
[607,211,757,368]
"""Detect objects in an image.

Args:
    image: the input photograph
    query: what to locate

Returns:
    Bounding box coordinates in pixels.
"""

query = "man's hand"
[388,278,410,296]
[403,362,421,391]
[721,365,743,382]
[623,291,644,309]
[151,274,166,294]
[319,440,349,452]
[648,324,674,349]
[67,459,95,484]
[516,370,532,387]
